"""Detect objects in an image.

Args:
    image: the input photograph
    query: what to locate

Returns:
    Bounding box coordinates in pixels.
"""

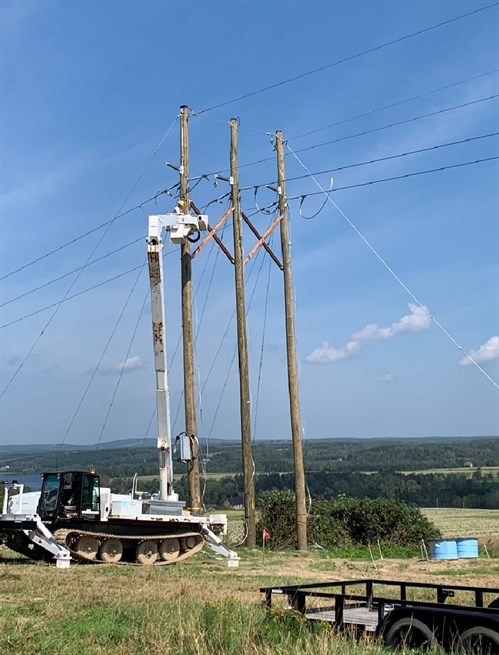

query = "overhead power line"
[0,187,175,282]
[1,237,144,308]
[1,246,178,330]
[248,131,499,190]
[58,266,146,448]
[195,94,499,179]
[291,95,499,157]
[286,143,499,393]
[0,264,145,330]
[290,68,499,140]
[193,3,498,115]
[286,156,499,202]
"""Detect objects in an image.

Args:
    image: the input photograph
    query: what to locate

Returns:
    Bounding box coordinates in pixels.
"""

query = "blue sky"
[0,0,498,447]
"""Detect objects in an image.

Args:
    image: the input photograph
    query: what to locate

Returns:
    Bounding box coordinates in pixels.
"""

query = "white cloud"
[96,355,145,376]
[352,304,431,341]
[379,373,394,383]
[306,340,360,364]
[119,356,144,372]
[459,336,499,366]
[306,304,431,365]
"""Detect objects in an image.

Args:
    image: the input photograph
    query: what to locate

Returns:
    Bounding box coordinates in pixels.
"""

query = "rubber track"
[54,528,204,565]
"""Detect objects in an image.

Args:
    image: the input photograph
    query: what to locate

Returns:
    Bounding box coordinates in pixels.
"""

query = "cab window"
[42,474,60,512]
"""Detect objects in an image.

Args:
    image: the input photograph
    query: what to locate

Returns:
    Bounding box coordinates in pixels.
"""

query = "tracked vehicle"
[2,472,228,566]
[0,208,238,567]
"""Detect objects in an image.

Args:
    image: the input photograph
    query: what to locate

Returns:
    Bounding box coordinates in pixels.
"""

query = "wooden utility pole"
[276,130,307,550]
[230,117,256,547]
[179,105,201,514]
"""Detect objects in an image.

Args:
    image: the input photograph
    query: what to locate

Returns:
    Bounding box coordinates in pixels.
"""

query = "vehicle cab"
[37,471,100,522]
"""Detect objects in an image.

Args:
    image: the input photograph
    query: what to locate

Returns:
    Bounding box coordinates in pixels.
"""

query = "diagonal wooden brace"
[244,214,284,267]
[191,207,234,262]
[242,212,283,270]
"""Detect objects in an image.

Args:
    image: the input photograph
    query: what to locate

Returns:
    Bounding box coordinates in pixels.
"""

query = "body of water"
[0,473,42,491]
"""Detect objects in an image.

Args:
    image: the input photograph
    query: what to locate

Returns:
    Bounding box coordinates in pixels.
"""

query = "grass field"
[1,545,498,655]
[1,508,498,655]
[401,466,499,477]
[422,507,499,538]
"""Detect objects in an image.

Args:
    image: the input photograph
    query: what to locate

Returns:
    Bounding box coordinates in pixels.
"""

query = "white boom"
[146,208,208,501]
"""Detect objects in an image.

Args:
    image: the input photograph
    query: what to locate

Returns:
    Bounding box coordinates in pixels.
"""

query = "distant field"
[422,507,499,538]
[402,466,499,477]
[137,472,235,482]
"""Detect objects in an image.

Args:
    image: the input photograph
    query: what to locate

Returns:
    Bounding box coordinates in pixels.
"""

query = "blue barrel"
[456,538,479,559]
[429,539,458,559]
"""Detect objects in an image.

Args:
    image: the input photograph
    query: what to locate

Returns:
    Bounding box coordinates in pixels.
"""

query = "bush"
[258,490,440,549]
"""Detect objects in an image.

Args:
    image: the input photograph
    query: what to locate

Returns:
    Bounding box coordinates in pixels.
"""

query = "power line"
[0,264,145,329]
[195,94,499,179]
[286,156,499,202]
[286,143,499,393]
[0,187,174,282]
[96,279,151,448]
[291,95,499,158]
[290,69,499,140]
[2,108,175,397]
[1,236,145,308]
[1,243,181,330]
[193,3,498,115]
[59,266,146,448]
[250,131,499,190]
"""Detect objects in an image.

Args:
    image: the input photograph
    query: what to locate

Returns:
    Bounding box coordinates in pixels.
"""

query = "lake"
[0,473,42,491]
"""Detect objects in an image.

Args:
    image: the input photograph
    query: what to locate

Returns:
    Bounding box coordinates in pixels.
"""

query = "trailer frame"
[261,578,499,651]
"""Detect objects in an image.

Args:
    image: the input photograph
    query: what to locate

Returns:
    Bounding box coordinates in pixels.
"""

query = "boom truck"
[0,207,239,568]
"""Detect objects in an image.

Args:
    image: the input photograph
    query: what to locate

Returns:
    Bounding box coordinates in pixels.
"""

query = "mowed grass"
[1,539,498,655]
[422,507,499,537]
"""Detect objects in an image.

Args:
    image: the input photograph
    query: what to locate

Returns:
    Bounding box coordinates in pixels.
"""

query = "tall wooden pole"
[179,105,201,514]
[276,130,307,550]
[230,118,256,547]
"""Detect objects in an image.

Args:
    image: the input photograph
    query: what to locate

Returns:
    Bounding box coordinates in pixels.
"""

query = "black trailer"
[261,578,499,653]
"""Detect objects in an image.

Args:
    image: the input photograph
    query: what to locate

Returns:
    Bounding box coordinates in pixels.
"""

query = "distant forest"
[3,436,496,509]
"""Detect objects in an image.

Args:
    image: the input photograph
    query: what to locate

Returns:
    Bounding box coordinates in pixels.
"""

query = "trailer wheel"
[159,538,180,562]
[457,626,499,654]
[384,617,436,651]
[135,540,158,565]
[99,538,123,563]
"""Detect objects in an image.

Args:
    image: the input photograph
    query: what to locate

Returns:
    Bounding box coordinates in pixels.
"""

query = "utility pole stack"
[276,130,308,550]
[179,105,201,514]
[230,118,256,547]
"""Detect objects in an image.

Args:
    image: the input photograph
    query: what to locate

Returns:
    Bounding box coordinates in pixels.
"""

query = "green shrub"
[258,490,440,549]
